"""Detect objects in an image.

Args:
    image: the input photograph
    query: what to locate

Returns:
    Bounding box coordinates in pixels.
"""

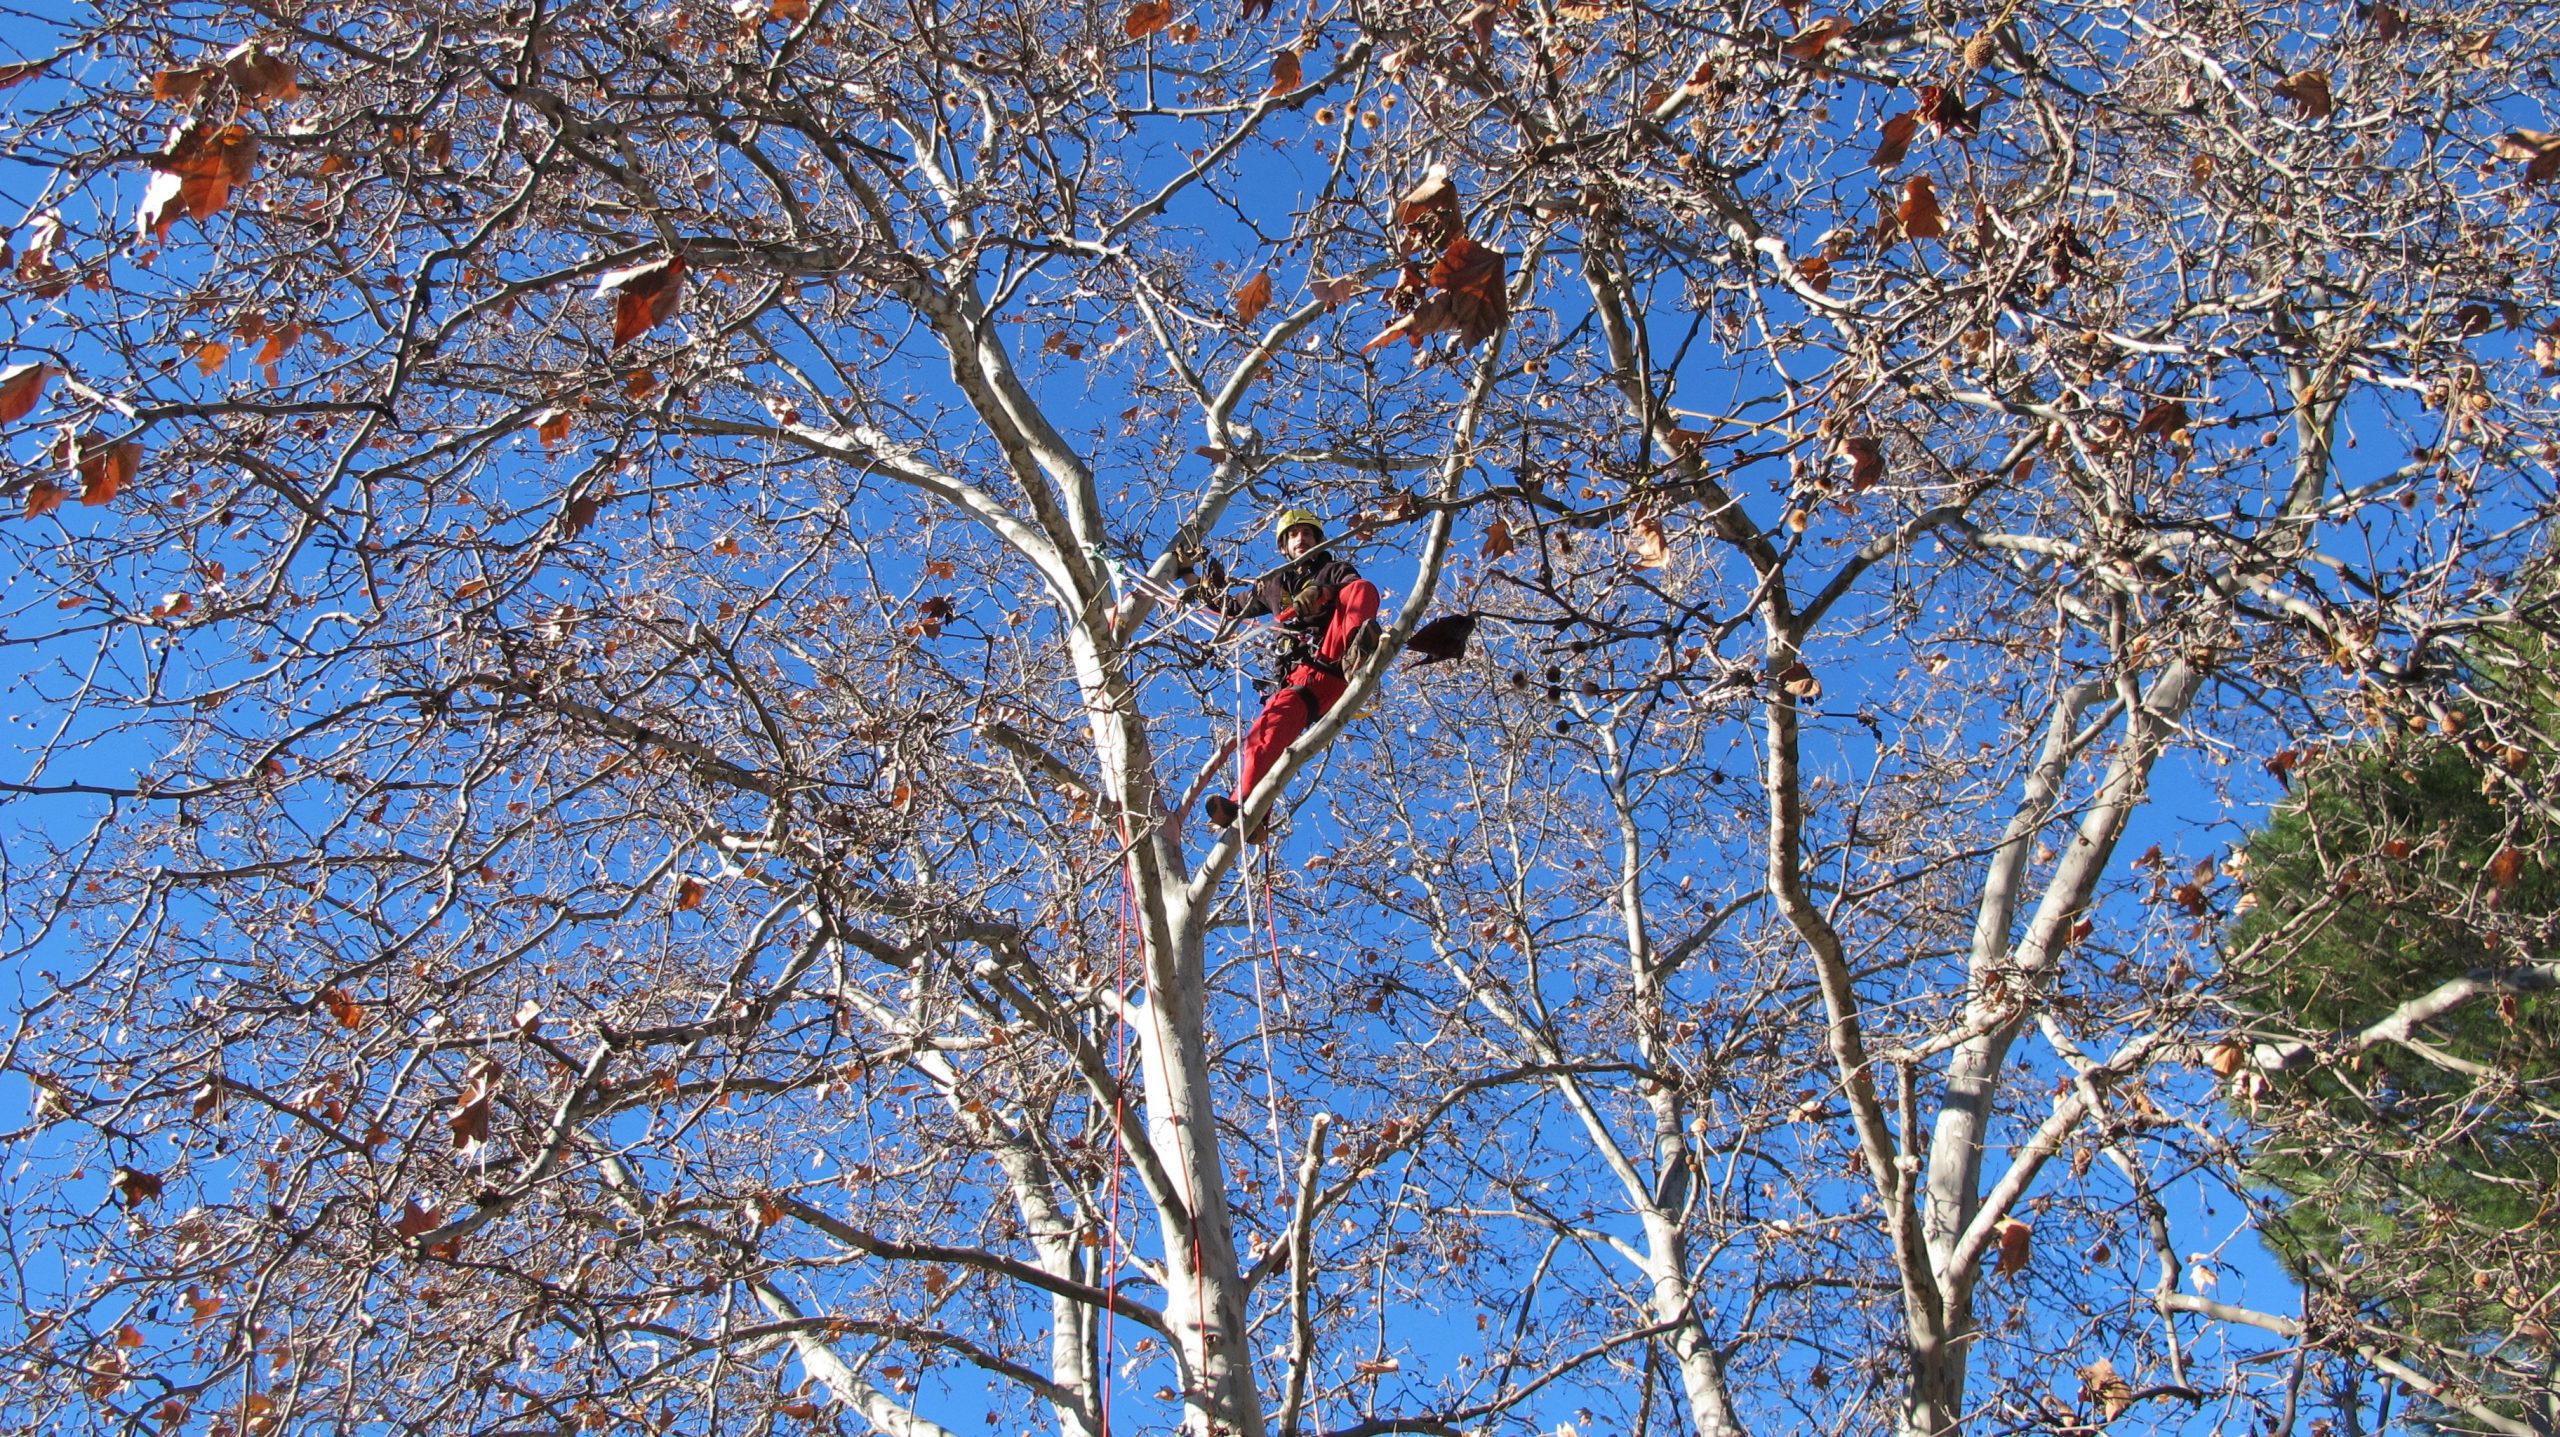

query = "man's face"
[1280,524,1321,558]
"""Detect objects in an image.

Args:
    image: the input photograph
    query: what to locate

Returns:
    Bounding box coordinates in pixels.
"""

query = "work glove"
[1179,555,1228,605]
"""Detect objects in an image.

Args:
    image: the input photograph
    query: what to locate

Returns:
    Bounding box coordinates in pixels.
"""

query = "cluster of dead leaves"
[1120,1,1206,46]
[1870,85,1983,169]
[1363,173,1509,352]
[133,45,299,240]
[154,41,299,109]
[16,406,142,517]
[137,118,260,240]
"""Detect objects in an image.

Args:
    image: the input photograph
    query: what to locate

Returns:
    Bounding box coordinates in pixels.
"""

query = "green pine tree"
[2226,613,2560,1424]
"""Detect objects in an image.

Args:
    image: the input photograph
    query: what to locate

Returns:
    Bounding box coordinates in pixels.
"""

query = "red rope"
[1100,851,1135,1437]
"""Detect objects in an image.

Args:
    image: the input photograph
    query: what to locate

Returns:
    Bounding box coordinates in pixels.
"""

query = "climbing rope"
[1099,862,1128,1437]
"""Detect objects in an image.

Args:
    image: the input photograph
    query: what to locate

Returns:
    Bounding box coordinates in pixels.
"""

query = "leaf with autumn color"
[219,42,299,105]
[1309,275,1360,308]
[78,439,138,505]
[2273,69,2334,120]
[1897,175,1946,240]
[0,58,50,88]
[392,1198,441,1239]
[1780,16,1849,62]
[598,255,687,348]
[0,363,49,424]
[2496,130,2560,184]
[1482,517,1515,559]
[1122,0,1172,38]
[1395,172,1462,254]
[111,1168,163,1207]
[1918,84,1980,138]
[21,480,64,519]
[2077,1358,2135,1418]
[1870,111,1917,169]
[319,986,365,1029]
[1266,47,1301,95]
[2489,846,2524,888]
[2134,399,2190,438]
[135,120,259,239]
[1994,1217,2030,1274]
[1233,269,1273,327]
[1425,237,1507,344]
[1841,434,1884,490]
[449,1058,503,1152]
[1626,515,1671,569]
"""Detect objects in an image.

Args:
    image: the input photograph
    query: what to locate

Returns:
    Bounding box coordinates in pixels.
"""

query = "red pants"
[1234,580,1379,805]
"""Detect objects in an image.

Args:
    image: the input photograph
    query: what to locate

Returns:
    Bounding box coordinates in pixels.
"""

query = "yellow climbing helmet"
[1271,507,1326,543]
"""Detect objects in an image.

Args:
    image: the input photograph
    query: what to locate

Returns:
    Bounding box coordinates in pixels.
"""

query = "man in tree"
[1189,509,1379,839]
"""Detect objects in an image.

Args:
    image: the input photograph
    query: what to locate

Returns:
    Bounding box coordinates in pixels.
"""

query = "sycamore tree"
[2,1,2558,1437]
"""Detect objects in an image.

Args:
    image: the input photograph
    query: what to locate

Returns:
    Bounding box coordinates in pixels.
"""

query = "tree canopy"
[3,2,2559,1437]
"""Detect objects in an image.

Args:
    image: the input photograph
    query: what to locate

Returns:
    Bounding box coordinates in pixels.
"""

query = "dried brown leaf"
[1266,47,1301,95]
[1395,172,1463,253]
[2134,399,2190,437]
[598,254,687,348]
[2489,846,2525,888]
[319,986,366,1029]
[1897,175,1946,240]
[78,439,138,506]
[136,120,259,239]
[392,1198,441,1239]
[219,42,299,105]
[1780,15,1849,62]
[1626,515,1672,569]
[111,1167,164,1208]
[0,363,50,424]
[1427,236,1508,344]
[2273,69,2334,120]
[1123,0,1173,38]
[1994,1216,2031,1274]
[1917,84,1980,138]
[1234,268,1274,327]
[2496,130,2560,184]
[1870,111,1918,169]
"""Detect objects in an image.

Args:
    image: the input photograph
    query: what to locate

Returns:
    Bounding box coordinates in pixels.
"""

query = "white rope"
[1230,636,1292,1193]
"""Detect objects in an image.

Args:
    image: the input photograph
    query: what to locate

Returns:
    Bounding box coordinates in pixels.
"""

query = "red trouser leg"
[1325,579,1380,651]
[1235,667,1349,805]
